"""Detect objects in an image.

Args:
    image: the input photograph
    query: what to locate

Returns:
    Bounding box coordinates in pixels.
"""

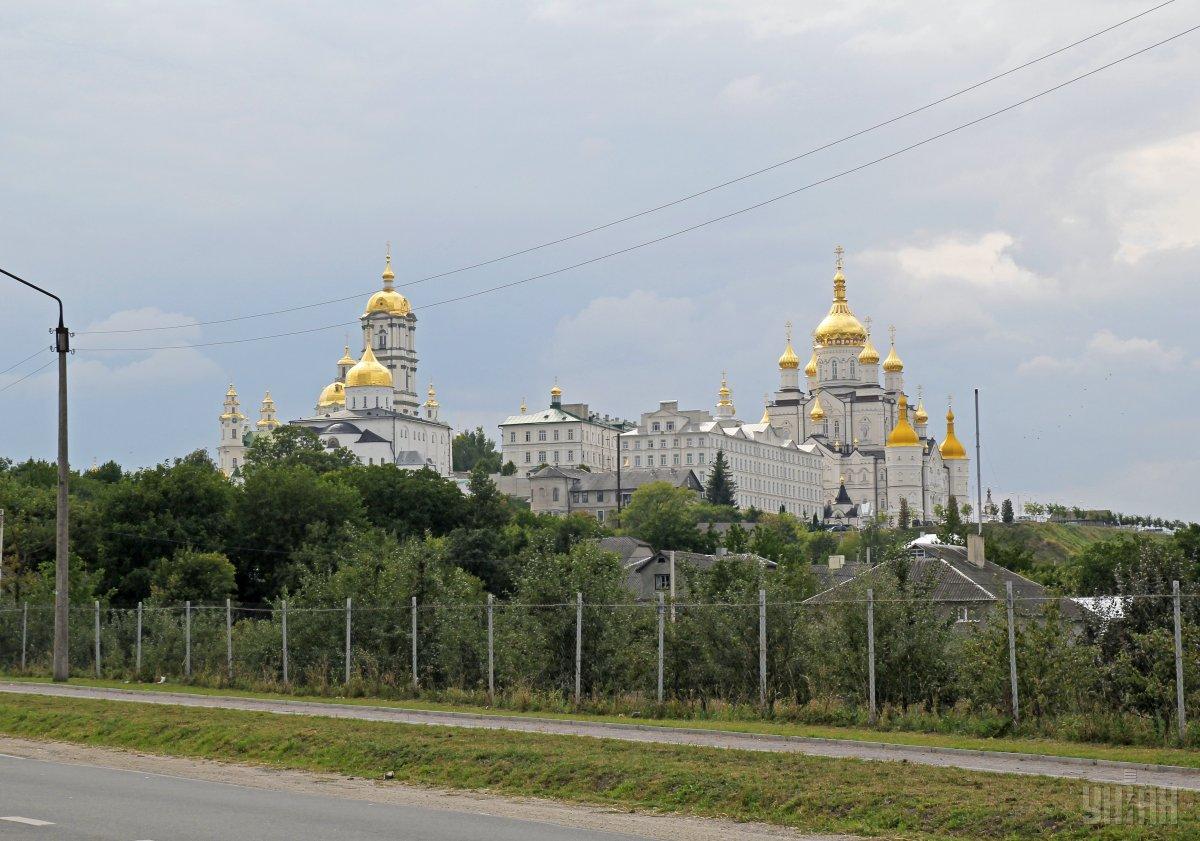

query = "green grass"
[5,674,1200,770]
[0,692,1195,840]
[982,521,1150,566]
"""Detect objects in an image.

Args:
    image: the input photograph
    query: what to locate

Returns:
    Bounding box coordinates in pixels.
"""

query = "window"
[538,450,547,463]
[654,573,671,591]
[567,429,574,440]
[552,487,560,502]
[580,491,588,503]
[686,437,693,447]
[634,456,642,467]
[666,422,674,431]
[524,452,531,463]
[525,431,531,442]
[376,329,386,350]
[647,439,654,449]
[597,510,604,523]
[553,429,560,441]
[698,453,706,464]
[652,422,661,431]
[595,491,605,502]
[686,453,693,464]
[567,450,574,462]
[553,450,561,463]
[538,430,547,441]
[673,453,680,466]
[232,457,238,468]
[660,454,667,466]
[622,441,629,449]
[832,360,838,379]
[510,432,515,442]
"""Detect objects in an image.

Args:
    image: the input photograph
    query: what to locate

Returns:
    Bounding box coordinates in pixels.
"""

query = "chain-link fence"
[2,586,1197,742]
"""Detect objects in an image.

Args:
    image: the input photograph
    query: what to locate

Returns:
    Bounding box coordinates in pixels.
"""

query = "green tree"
[466,464,509,530]
[149,549,237,604]
[500,460,517,476]
[938,496,962,543]
[452,427,502,473]
[1001,498,1014,523]
[243,425,358,476]
[336,465,467,539]
[620,482,703,551]
[898,497,910,529]
[704,450,737,506]
[724,522,749,553]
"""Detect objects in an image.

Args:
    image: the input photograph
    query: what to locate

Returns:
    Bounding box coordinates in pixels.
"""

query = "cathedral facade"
[767,247,969,525]
[217,251,452,478]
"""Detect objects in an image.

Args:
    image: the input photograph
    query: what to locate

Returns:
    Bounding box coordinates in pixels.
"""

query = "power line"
[0,359,54,393]
[75,23,1200,354]
[76,1,1178,337]
[0,348,47,376]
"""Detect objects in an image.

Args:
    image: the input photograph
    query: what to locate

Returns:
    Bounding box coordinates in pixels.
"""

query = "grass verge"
[4,674,1200,770]
[0,692,1195,840]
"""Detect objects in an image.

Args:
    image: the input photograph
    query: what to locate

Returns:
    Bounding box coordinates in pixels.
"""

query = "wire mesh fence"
[1,588,1197,742]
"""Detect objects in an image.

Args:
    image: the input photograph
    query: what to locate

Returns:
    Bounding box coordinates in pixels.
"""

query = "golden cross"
[864,315,872,335]
[834,244,844,271]
[785,320,792,342]
[889,324,896,345]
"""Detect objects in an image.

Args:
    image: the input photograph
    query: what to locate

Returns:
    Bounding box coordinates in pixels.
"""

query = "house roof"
[531,466,702,493]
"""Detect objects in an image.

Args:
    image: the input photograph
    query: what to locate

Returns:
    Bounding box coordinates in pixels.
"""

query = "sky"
[1,1,1198,520]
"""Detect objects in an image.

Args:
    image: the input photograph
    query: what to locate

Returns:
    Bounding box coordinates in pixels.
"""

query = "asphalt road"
[5,681,1200,791]
[0,751,644,841]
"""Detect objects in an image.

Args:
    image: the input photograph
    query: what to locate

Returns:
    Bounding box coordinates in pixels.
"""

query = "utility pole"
[0,508,5,588]
[615,427,623,520]
[2,267,70,681]
[974,388,983,536]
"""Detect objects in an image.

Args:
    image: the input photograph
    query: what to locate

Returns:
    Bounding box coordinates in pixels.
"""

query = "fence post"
[1174,580,1186,743]
[344,597,352,685]
[21,602,28,671]
[1006,581,1019,723]
[225,598,233,682]
[759,588,767,710]
[184,600,192,679]
[135,601,143,678]
[657,592,664,704]
[486,594,495,704]
[410,596,418,690]
[281,600,289,684]
[574,592,582,705]
[867,587,877,725]
[94,600,101,678]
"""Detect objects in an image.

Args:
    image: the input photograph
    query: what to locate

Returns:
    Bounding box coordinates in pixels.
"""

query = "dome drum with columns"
[218,249,452,478]
[763,245,970,526]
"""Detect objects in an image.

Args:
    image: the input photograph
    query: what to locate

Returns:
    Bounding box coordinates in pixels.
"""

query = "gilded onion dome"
[778,324,800,370]
[886,393,921,447]
[256,390,280,430]
[804,348,818,378]
[317,380,346,408]
[813,248,867,347]
[425,382,439,409]
[914,389,929,425]
[882,329,904,372]
[716,373,733,408]
[345,345,393,388]
[364,248,412,316]
[337,346,356,366]
[550,382,562,399]
[858,330,880,364]
[940,406,968,460]
[808,392,825,422]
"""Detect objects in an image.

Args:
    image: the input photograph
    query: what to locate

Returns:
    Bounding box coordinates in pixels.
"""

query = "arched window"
[849,361,856,379]
[376,329,386,350]
[832,361,838,379]
[552,487,560,502]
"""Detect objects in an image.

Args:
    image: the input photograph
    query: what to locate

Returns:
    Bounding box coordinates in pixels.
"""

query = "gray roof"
[598,536,654,565]
[532,466,701,493]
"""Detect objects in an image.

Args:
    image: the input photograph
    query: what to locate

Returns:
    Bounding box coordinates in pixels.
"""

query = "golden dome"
[317,380,346,408]
[345,345,393,388]
[813,251,867,346]
[886,393,921,447]
[364,249,411,316]
[778,324,800,370]
[940,406,968,460]
[808,393,825,422]
[804,349,818,378]
[226,383,238,398]
[338,346,356,366]
[882,336,904,373]
[914,399,929,425]
[716,372,733,408]
[425,382,439,409]
[858,333,880,364]
[550,382,563,398]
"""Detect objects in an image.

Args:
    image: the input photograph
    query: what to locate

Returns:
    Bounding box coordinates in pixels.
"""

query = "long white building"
[498,384,629,472]
[620,380,825,518]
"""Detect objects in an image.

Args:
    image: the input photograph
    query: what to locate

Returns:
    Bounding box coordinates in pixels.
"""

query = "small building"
[599,537,776,601]
[804,535,1087,626]
[529,466,702,523]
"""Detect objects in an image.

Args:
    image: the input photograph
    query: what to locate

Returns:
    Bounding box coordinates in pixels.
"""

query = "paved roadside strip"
[4,681,1199,791]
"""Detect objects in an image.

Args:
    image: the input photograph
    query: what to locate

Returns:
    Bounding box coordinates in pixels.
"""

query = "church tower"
[884,392,922,523]
[940,402,970,503]
[217,384,250,478]
[913,386,929,438]
[812,246,868,387]
[857,318,881,385]
[256,391,281,434]
[715,372,736,419]
[361,246,420,414]
[777,322,801,392]
[424,382,440,422]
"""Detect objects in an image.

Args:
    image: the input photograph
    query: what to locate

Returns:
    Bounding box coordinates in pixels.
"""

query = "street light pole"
[2,266,71,681]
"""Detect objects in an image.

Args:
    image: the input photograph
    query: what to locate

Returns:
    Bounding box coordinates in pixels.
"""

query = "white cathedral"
[767,246,969,524]
[217,251,453,478]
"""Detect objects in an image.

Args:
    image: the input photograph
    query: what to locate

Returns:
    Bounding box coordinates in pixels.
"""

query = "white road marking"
[1,816,55,826]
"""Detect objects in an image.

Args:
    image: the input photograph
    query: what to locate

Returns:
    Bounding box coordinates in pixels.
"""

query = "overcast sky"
[2,1,1198,519]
